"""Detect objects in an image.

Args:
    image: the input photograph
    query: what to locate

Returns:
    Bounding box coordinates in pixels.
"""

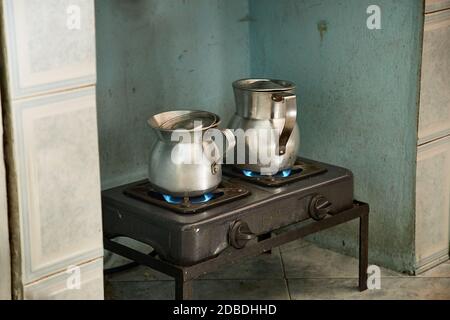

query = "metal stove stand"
[104,201,369,300]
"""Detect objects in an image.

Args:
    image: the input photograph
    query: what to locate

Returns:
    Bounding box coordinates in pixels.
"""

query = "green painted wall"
[96,0,424,272]
[249,0,424,272]
[96,0,250,189]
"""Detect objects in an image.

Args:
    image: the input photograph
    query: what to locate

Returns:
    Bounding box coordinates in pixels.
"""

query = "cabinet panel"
[2,0,96,99]
[12,87,103,284]
[415,136,450,272]
[24,258,103,300]
[0,93,11,300]
[418,10,450,145]
[425,0,450,13]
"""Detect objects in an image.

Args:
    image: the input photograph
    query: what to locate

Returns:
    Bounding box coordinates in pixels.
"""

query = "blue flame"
[162,194,182,204]
[280,169,292,178]
[162,193,214,205]
[242,169,292,178]
[192,193,214,204]
[243,170,257,178]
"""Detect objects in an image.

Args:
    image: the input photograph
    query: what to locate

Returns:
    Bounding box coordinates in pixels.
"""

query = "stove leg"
[258,233,272,254]
[359,212,369,291]
[175,279,193,300]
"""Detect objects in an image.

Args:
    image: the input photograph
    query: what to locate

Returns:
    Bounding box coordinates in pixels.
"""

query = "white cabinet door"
[24,258,103,300]
[425,0,450,13]
[418,10,450,145]
[415,136,450,273]
[12,87,103,284]
[0,92,11,300]
[1,0,96,99]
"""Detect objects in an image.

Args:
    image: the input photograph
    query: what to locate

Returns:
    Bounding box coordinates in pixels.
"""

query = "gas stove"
[102,157,354,266]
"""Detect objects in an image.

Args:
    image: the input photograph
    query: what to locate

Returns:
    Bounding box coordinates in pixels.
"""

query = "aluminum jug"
[228,79,300,174]
[148,110,235,197]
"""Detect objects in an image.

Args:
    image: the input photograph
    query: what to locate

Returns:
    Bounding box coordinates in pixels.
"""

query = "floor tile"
[279,238,311,253]
[281,243,401,279]
[288,278,450,300]
[201,248,284,280]
[194,280,289,300]
[281,244,358,278]
[105,279,290,300]
[105,239,450,300]
[106,248,285,282]
[105,280,174,300]
[105,265,171,282]
[419,261,450,278]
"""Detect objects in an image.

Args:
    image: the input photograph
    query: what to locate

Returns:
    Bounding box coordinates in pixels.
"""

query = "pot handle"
[272,92,297,155]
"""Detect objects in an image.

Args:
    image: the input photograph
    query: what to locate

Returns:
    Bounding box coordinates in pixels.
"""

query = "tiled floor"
[104,240,450,300]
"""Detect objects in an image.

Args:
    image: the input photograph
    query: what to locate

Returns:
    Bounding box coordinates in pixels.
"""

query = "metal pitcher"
[148,110,235,197]
[228,79,300,174]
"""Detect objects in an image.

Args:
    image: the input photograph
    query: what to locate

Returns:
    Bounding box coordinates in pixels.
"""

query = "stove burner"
[124,181,250,214]
[163,193,215,205]
[224,158,328,187]
[242,169,294,178]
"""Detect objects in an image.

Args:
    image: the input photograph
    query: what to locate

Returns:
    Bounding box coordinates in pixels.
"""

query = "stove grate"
[223,158,327,187]
[123,181,251,214]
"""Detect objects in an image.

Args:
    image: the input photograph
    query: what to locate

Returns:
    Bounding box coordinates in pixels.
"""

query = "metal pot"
[228,79,300,174]
[148,110,235,197]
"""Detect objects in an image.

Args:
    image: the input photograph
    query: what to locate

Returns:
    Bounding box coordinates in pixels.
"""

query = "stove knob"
[229,221,256,249]
[309,195,332,221]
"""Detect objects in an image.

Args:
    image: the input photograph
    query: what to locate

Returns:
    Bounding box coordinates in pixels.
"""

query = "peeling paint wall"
[249,0,424,272]
[96,0,251,189]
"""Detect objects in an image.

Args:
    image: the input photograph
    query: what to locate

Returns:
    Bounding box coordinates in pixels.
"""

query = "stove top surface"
[102,158,353,226]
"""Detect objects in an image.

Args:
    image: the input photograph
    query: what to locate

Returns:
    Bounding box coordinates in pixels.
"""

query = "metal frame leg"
[175,279,193,300]
[258,233,272,254]
[359,212,369,291]
[104,202,369,299]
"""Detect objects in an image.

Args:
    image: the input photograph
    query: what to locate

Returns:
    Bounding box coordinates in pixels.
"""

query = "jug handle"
[215,129,236,164]
[272,92,297,155]
[221,129,237,154]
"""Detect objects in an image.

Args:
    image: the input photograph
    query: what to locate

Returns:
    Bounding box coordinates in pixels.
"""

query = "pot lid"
[233,79,296,92]
[155,111,219,131]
